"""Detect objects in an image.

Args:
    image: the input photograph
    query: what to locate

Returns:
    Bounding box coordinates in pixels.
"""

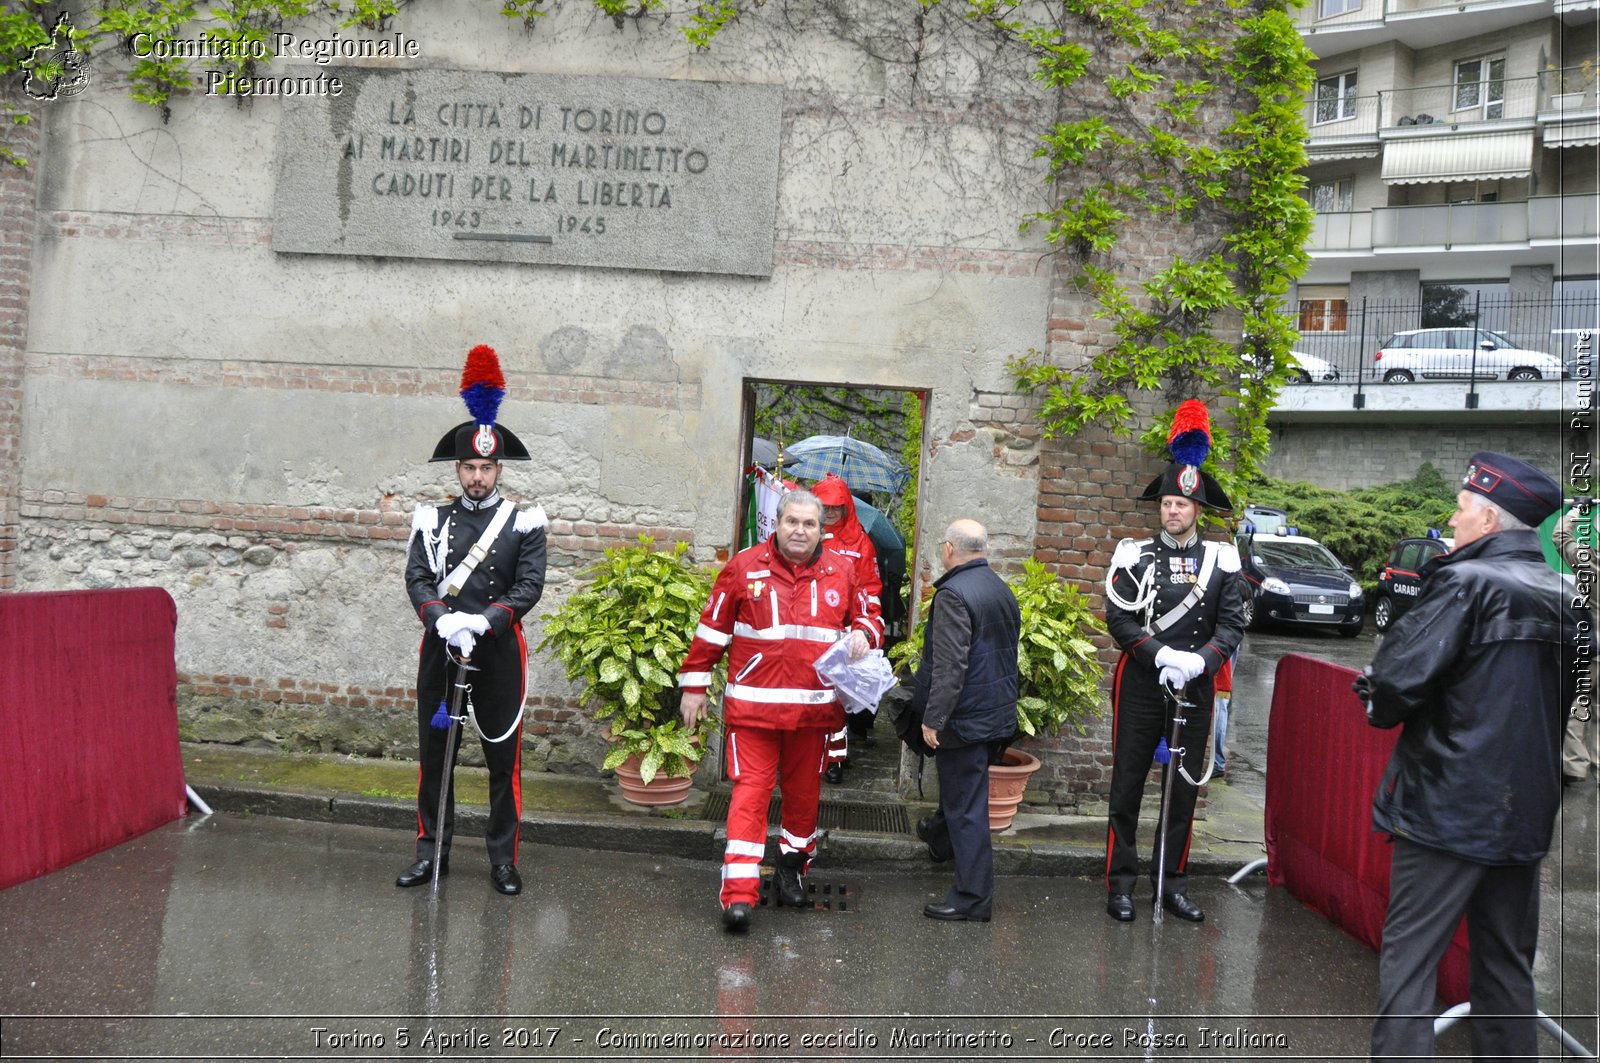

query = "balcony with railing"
[1307,196,1598,253]
[1295,0,1557,53]
[1305,73,1586,139]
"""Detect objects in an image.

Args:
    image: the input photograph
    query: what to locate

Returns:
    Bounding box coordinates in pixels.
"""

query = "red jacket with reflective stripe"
[678,541,882,731]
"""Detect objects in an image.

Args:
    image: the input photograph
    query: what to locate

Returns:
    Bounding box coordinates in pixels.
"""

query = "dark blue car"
[1237,532,1365,637]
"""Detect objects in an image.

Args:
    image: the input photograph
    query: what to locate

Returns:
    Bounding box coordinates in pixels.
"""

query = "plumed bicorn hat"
[1139,400,1232,513]
[429,344,530,462]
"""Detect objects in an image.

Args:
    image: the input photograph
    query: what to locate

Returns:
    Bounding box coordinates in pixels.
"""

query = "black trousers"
[923,740,994,917]
[1104,658,1212,896]
[414,627,526,866]
[1371,838,1542,1062]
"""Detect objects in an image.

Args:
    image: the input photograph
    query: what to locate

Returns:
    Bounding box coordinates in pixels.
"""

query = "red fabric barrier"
[0,588,187,890]
[1264,652,1469,1005]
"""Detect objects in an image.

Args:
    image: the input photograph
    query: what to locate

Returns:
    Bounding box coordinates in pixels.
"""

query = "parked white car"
[1373,328,1566,383]
[1289,350,1340,383]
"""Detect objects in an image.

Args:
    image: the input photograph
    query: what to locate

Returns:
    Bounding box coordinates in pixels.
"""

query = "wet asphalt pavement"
[2,623,1596,1061]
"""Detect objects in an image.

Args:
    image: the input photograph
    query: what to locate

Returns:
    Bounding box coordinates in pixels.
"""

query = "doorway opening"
[730,379,929,798]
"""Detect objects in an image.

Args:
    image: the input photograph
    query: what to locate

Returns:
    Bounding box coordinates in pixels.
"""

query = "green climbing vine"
[2,0,1315,491]
[998,0,1315,500]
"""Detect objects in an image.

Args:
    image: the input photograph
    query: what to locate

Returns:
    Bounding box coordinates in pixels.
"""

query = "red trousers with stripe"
[719,725,828,907]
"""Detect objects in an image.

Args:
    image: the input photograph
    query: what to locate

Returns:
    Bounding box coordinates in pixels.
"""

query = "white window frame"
[1319,0,1361,17]
[1453,55,1505,120]
[1310,176,1355,213]
[1314,71,1359,125]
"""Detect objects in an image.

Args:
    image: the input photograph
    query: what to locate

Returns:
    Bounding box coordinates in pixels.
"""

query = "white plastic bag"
[813,637,898,715]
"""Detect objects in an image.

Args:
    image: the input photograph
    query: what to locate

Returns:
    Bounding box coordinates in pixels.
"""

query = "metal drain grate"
[757,875,857,912]
[702,792,911,835]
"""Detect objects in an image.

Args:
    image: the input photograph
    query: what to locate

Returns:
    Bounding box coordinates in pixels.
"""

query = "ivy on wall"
[998,0,1316,501]
[2,0,1314,480]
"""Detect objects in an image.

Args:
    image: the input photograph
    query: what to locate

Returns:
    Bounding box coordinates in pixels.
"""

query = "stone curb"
[189,782,1265,880]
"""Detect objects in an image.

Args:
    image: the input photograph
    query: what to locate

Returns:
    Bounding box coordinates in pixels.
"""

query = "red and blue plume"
[459,344,506,426]
[1167,400,1212,467]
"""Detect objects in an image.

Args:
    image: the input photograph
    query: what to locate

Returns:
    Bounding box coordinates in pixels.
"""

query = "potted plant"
[1547,61,1595,110]
[890,557,1106,829]
[540,536,719,805]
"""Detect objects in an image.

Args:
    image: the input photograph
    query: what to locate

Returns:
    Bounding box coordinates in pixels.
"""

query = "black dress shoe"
[915,817,952,863]
[825,762,845,784]
[1160,891,1204,922]
[1106,892,1135,922]
[773,862,808,907]
[489,864,522,896]
[1565,773,1588,787]
[396,857,447,888]
[722,902,753,932]
[923,903,990,922]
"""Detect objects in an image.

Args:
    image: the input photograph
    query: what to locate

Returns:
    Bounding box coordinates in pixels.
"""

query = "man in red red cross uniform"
[678,489,882,932]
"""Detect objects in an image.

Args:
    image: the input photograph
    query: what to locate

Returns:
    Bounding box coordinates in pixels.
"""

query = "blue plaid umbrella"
[780,435,911,495]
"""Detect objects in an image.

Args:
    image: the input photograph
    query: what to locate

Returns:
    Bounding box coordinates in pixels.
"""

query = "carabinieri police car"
[1373,532,1453,632]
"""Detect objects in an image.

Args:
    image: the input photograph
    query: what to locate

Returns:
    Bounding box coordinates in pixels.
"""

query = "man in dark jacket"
[912,519,1021,922]
[1365,451,1590,1061]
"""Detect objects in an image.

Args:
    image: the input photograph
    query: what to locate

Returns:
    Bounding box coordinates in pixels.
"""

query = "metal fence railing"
[1292,292,1600,388]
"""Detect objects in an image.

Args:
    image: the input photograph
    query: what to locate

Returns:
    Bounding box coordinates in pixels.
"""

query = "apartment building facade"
[1293,0,1598,373]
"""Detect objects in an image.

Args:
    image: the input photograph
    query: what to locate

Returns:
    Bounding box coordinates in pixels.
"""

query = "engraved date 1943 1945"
[430,210,607,236]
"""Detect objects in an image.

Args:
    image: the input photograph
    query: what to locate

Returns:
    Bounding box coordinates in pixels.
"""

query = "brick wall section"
[39,210,1049,279]
[27,352,702,409]
[0,86,40,592]
[1020,158,1241,809]
[20,489,691,559]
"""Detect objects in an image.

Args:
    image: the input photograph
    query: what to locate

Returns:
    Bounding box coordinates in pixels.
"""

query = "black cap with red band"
[1462,451,1562,527]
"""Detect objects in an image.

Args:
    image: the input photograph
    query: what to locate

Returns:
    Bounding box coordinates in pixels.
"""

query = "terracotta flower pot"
[987,747,1041,831]
[613,754,695,806]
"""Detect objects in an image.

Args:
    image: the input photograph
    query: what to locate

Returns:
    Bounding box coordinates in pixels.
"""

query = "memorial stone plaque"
[273,68,783,276]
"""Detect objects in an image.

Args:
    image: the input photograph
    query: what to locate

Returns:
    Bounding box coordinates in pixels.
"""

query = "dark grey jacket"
[1369,530,1591,865]
[911,559,1021,745]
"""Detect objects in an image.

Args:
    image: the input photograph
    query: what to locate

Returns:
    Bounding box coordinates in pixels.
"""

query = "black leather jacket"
[1368,529,1591,865]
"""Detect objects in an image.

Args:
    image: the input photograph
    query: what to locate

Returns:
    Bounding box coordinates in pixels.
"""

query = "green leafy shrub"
[889,557,1106,742]
[1243,464,1457,594]
[540,536,718,784]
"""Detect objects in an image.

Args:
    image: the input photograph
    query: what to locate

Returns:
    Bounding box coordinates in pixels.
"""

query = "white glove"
[1159,665,1186,692]
[436,612,490,640]
[447,629,476,656]
[1175,650,1205,682]
[1156,646,1205,682]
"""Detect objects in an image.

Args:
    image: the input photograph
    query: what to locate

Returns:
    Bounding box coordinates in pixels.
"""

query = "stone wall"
[0,84,38,592]
[1261,421,1569,489]
[11,0,1072,780]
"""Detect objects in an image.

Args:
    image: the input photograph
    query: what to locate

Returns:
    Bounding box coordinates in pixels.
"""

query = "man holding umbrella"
[400,345,548,896]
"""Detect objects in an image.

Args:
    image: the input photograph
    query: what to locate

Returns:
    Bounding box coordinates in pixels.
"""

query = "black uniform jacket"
[1368,529,1591,865]
[1106,531,1246,684]
[406,498,548,637]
